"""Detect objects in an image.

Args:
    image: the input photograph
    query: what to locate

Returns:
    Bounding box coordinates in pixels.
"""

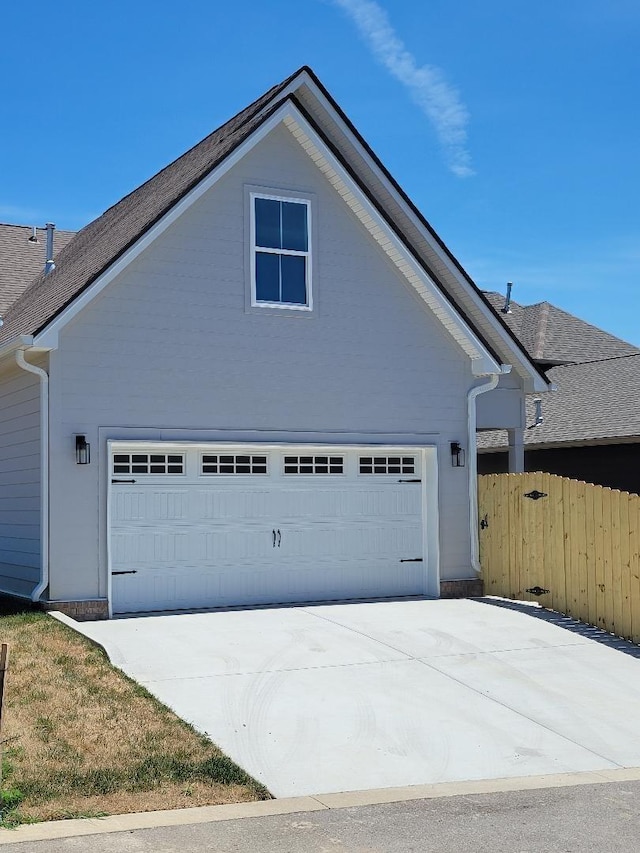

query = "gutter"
[15,349,49,603]
[467,367,511,573]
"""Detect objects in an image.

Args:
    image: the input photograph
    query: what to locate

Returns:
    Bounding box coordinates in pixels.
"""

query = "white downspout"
[467,366,511,573]
[15,350,49,603]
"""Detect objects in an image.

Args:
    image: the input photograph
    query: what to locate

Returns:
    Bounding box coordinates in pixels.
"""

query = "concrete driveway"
[56,598,640,797]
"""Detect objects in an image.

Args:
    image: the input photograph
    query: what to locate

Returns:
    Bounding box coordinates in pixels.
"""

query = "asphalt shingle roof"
[0,224,75,317]
[483,291,639,365]
[0,69,301,345]
[478,353,640,449]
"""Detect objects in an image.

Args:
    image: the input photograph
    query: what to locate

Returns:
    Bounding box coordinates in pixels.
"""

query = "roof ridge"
[531,300,550,359]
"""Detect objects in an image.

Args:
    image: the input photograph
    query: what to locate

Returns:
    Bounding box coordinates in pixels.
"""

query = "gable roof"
[483,291,640,365]
[479,353,640,449]
[0,68,549,391]
[0,224,75,316]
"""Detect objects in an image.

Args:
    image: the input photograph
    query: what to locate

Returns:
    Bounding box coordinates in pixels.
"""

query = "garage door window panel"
[284,455,344,474]
[113,453,185,475]
[201,454,268,475]
[359,456,416,475]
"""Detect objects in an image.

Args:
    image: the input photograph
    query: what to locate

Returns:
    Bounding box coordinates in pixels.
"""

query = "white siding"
[48,121,477,602]
[0,360,41,597]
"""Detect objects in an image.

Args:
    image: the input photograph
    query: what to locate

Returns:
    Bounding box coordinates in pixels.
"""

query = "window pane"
[281,255,306,305]
[281,201,307,251]
[255,198,281,249]
[255,252,280,302]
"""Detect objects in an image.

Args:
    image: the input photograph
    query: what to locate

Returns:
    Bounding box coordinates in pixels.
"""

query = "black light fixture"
[75,435,90,465]
[450,441,465,468]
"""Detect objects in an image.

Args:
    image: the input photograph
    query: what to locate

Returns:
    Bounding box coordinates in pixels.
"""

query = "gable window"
[251,193,311,309]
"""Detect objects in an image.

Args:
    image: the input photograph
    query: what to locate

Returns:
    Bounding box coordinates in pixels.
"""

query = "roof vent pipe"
[28,226,39,244]
[533,398,543,426]
[44,223,56,275]
[501,281,513,314]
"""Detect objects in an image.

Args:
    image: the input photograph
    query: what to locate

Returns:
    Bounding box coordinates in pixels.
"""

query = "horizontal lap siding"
[0,363,41,597]
[50,123,475,600]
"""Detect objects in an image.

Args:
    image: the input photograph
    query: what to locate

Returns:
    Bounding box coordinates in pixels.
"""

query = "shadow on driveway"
[472,596,640,659]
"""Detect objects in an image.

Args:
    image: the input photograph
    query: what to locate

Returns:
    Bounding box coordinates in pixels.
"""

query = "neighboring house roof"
[479,353,640,450]
[0,224,76,316]
[0,68,548,391]
[483,291,640,366]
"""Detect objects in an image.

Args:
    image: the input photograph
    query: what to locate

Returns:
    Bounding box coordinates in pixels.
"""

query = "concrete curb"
[2,767,640,845]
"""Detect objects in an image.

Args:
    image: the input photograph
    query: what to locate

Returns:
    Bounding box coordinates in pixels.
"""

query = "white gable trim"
[280,110,500,374]
[277,72,548,391]
[33,101,500,374]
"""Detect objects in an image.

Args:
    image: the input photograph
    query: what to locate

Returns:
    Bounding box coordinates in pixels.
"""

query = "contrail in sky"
[330,0,473,177]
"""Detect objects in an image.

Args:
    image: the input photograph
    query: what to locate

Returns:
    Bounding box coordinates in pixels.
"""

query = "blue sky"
[2,0,639,344]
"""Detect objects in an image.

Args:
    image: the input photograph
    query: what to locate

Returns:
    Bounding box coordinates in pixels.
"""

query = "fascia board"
[281,72,547,387]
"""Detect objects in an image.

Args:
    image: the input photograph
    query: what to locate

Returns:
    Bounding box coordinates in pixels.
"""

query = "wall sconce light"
[75,435,90,465]
[450,441,465,467]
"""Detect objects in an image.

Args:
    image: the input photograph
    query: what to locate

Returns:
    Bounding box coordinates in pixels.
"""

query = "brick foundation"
[42,599,109,621]
[439,578,484,599]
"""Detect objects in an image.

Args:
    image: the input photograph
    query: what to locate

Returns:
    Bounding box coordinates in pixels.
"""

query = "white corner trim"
[34,99,497,373]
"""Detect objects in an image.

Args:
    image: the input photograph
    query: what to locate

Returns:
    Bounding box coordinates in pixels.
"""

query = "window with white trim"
[251,193,311,308]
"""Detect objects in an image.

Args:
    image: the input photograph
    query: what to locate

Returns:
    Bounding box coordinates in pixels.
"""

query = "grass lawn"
[0,600,270,825]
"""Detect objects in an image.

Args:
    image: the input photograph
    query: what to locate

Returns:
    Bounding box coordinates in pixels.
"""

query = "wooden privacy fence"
[478,472,640,644]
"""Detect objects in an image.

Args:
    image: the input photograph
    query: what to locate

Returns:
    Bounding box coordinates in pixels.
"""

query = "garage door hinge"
[398,478,421,483]
[112,570,138,575]
[400,558,423,563]
[112,479,137,484]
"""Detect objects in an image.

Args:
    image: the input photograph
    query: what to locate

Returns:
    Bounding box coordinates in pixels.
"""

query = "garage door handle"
[112,570,138,575]
[400,558,423,563]
[398,479,421,483]
[277,529,281,547]
[112,479,137,484]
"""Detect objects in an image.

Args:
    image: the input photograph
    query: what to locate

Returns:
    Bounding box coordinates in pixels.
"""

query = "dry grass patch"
[0,604,269,825]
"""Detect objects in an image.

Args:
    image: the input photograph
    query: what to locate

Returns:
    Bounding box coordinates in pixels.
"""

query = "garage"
[108,443,434,614]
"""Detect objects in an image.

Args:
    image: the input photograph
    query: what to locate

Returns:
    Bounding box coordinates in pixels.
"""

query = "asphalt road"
[4,781,640,852]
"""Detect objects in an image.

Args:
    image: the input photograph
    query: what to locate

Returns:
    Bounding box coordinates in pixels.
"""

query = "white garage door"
[109,443,430,614]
